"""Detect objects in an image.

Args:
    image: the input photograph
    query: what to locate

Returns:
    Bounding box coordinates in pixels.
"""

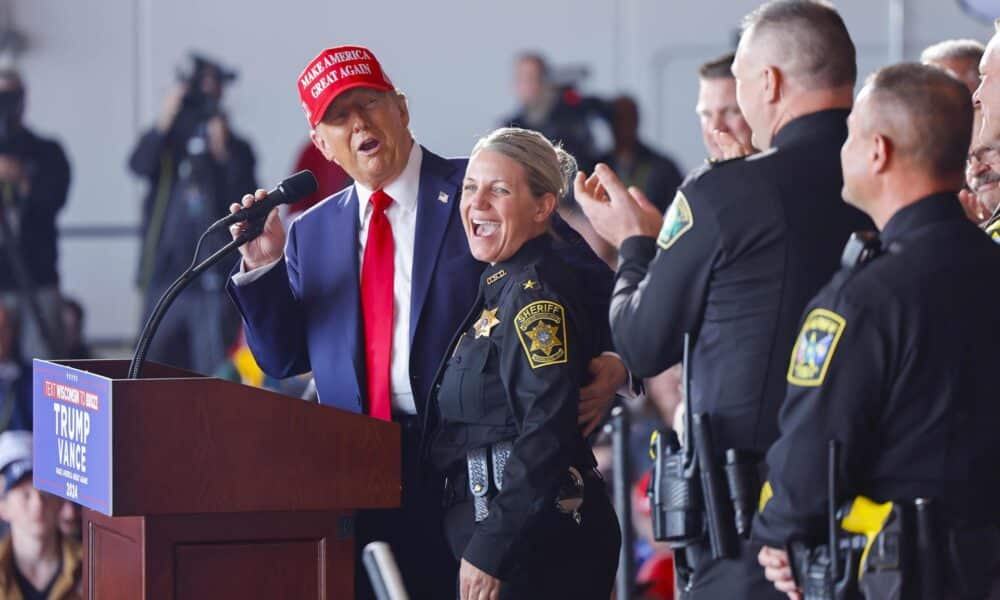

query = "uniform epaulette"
[707,155,744,168]
[744,147,778,162]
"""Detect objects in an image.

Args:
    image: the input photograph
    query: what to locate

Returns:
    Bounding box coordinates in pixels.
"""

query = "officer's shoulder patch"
[986,218,1000,244]
[514,300,568,369]
[787,308,846,387]
[657,191,694,251]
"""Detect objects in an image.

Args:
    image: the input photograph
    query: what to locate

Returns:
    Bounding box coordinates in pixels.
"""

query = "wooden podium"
[32,359,400,600]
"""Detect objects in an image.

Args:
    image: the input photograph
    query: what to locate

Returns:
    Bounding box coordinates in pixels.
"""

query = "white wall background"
[9,0,993,346]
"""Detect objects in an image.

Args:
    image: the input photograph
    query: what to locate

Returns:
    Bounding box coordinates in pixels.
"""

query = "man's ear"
[394,92,410,129]
[763,66,782,104]
[310,128,339,165]
[872,133,892,174]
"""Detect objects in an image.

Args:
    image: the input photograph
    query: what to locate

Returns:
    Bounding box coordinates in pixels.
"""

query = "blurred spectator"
[965,140,1000,224]
[921,38,985,95]
[213,329,311,397]
[695,53,754,161]
[56,501,80,543]
[0,304,31,433]
[598,96,683,213]
[632,472,675,600]
[128,53,256,375]
[926,40,986,194]
[58,297,91,361]
[593,365,682,498]
[0,70,70,361]
[636,553,675,600]
[0,431,82,598]
[503,52,604,172]
[286,141,352,217]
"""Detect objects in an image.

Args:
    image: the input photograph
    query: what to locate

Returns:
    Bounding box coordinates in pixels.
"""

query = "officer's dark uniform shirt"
[429,234,601,578]
[612,109,872,457]
[753,193,1000,547]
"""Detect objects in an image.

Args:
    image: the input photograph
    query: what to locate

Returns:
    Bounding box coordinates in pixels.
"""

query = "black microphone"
[208,170,318,233]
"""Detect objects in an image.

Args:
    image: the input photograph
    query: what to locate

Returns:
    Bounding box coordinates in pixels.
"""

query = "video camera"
[174,53,237,127]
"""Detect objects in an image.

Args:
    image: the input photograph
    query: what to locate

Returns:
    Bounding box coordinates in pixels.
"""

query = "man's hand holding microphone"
[223,170,317,270]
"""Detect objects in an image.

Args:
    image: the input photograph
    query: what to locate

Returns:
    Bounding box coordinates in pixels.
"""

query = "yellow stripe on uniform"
[758,480,774,513]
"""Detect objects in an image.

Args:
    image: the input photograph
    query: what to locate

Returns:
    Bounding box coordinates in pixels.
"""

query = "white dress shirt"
[233,141,424,415]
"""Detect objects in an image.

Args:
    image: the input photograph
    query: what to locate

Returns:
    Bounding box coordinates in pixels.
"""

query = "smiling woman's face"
[461,149,554,264]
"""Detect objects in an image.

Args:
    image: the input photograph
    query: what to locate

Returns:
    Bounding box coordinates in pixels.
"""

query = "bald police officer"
[756,63,1000,600]
[576,2,870,598]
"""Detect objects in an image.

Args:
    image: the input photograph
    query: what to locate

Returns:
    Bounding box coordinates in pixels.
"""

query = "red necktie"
[361,189,394,421]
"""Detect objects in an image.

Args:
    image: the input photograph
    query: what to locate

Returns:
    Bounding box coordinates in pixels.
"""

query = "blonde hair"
[471,127,577,200]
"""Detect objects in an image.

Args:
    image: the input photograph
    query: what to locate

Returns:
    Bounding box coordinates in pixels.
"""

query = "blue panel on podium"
[31,359,112,515]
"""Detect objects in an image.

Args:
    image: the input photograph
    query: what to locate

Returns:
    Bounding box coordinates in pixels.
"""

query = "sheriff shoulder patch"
[657,191,694,250]
[787,308,846,387]
[986,218,1000,244]
[514,300,568,369]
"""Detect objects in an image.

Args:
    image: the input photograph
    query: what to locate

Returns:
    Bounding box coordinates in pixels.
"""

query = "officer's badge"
[787,308,846,386]
[514,301,568,369]
[657,191,694,251]
[474,308,500,339]
[522,279,537,290]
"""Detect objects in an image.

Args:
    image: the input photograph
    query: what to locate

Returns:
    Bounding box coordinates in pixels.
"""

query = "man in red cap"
[226,46,626,598]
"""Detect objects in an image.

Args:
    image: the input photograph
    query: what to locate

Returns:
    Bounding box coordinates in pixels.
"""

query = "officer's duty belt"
[467,440,513,522]
[442,441,594,523]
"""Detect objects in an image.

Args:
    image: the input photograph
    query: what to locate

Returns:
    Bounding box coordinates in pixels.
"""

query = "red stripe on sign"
[43,380,100,411]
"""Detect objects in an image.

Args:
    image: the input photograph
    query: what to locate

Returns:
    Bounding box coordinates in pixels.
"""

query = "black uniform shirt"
[612,109,872,456]
[429,233,600,577]
[753,193,1000,547]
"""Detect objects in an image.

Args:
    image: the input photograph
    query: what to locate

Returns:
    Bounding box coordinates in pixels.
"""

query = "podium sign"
[31,359,112,515]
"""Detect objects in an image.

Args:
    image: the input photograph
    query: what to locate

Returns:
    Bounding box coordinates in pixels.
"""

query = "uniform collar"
[880,192,964,247]
[772,108,850,149]
[480,234,552,303]
[354,140,422,217]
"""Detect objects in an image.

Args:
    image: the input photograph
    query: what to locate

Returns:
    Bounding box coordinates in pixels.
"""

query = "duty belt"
[467,440,512,522]
[452,440,589,525]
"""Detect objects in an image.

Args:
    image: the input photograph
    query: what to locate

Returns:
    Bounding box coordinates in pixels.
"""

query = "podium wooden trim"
[38,360,400,600]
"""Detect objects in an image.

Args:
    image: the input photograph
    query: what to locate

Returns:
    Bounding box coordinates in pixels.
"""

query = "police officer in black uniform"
[755,63,1000,600]
[575,2,870,598]
[428,128,620,600]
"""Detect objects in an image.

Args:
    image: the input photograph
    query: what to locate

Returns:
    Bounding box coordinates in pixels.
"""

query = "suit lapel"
[410,149,460,344]
[329,187,366,405]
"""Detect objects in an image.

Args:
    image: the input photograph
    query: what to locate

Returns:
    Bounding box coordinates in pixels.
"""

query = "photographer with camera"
[128,53,256,374]
[503,52,608,174]
[0,70,70,362]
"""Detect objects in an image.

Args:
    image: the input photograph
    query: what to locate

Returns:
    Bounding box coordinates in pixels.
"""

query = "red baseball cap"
[297,45,395,128]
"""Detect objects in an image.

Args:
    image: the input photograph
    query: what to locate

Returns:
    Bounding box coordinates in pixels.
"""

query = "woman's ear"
[535,192,558,223]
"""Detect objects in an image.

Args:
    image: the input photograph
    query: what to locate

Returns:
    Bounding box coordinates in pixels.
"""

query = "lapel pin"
[438,191,449,204]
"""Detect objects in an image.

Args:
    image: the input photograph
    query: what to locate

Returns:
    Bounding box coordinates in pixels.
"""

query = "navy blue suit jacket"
[227,146,613,417]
